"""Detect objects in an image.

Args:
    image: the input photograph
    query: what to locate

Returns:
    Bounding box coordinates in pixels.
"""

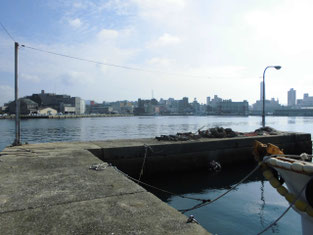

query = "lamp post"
[262,65,281,127]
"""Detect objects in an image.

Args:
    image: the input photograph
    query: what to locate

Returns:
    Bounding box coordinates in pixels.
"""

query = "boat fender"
[277,186,288,196]
[295,200,308,212]
[263,169,283,188]
[269,178,281,188]
[305,178,313,208]
[285,193,296,204]
[306,206,313,217]
[263,170,274,180]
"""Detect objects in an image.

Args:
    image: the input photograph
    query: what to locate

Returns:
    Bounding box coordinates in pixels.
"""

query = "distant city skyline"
[3,89,313,117]
[1,87,313,107]
[1,1,313,106]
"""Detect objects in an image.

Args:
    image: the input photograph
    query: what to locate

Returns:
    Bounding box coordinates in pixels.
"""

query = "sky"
[1,0,313,106]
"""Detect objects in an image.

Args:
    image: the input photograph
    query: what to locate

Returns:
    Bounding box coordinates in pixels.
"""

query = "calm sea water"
[0,116,312,234]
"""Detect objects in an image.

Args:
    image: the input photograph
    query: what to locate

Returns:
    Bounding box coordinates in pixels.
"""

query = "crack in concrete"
[0,190,146,215]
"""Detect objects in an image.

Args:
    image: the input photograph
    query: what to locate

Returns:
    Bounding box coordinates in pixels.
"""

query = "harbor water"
[0,115,311,234]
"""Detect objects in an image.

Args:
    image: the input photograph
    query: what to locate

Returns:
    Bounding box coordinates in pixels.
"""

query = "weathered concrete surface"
[88,132,312,176]
[0,143,210,235]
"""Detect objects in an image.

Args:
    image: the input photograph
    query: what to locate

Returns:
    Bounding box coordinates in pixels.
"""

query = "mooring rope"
[114,166,211,203]
[138,144,151,181]
[109,143,312,233]
[179,162,262,213]
[257,176,313,235]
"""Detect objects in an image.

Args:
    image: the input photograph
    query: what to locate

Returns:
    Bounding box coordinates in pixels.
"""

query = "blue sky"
[1,0,313,106]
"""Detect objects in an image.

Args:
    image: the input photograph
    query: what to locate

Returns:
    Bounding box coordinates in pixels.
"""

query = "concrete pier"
[0,132,311,234]
[0,142,209,235]
[89,132,312,176]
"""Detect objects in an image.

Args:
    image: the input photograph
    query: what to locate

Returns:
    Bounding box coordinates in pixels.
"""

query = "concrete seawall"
[89,132,312,176]
[0,114,133,119]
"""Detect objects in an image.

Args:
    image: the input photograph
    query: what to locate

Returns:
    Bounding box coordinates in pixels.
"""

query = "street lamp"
[262,65,281,127]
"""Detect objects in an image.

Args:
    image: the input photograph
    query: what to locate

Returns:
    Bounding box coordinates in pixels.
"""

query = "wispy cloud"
[21,73,40,83]
[148,33,181,48]
[68,18,82,28]
[147,57,174,67]
[97,29,119,40]
[0,85,13,106]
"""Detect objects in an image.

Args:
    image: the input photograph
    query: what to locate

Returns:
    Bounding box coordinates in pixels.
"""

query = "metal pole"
[262,67,267,128]
[261,65,281,128]
[13,42,21,146]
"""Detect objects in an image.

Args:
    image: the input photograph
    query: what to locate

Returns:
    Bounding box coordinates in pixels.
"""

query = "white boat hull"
[271,163,313,235]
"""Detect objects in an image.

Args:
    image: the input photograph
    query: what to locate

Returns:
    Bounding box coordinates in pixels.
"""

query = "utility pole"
[13,42,21,146]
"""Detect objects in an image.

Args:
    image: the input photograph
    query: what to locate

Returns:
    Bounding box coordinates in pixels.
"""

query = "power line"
[21,44,209,79]
[0,21,15,42]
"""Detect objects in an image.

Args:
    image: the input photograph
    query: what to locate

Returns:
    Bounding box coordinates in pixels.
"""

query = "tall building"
[260,81,264,101]
[297,93,313,107]
[206,97,211,105]
[287,88,296,107]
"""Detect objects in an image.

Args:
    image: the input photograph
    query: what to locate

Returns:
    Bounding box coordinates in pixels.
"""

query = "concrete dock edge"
[0,142,210,235]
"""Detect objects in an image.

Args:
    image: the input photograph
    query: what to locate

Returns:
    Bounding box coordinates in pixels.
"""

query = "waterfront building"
[251,98,282,114]
[86,103,113,114]
[260,81,264,101]
[192,98,201,114]
[206,97,211,105]
[26,90,85,114]
[206,95,249,115]
[165,98,178,114]
[210,95,223,108]
[288,88,296,107]
[178,97,192,114]
[38,107,58,116]
[8,98,38,115]
[214,100,249,115]
[274,108,313,116]
[297,93,313,107]
[80,99,86,114]
[134,98,159,115]
[0,106,7,114]
[60,104,76,114]
[110,101,134,114]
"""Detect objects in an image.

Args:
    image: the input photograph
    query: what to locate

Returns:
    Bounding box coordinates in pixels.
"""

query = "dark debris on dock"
[155,126,280,141]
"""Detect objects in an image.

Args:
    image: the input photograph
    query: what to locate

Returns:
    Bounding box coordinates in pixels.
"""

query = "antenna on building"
[152,89,154,99]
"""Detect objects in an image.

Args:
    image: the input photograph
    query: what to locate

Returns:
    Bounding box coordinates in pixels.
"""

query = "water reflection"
[141,163,299,234]
[259,180,265,227]
[143,163,263,202]
[288,117,296,124]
